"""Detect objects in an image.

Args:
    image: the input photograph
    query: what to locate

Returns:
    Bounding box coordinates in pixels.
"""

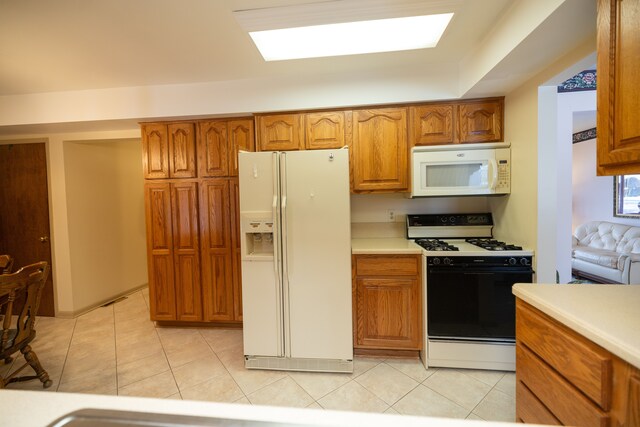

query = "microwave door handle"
[489,159,498,190]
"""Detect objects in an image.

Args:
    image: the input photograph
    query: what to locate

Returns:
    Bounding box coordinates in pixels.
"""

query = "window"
[614,174,640,218]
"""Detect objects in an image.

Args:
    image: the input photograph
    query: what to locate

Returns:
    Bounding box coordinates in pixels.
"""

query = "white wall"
[572,138,640,229]
[63,138,147,314]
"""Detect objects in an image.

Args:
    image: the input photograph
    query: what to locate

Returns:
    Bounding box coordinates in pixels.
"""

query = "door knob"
[39,236,49,243]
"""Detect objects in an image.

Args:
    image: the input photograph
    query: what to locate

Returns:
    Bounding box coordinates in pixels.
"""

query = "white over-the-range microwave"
[411,142,511,197]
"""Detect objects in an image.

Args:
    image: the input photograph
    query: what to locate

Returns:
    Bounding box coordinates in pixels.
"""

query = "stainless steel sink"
[47,408,320,427]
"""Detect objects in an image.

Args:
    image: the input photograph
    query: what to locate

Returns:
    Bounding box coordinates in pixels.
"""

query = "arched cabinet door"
[305,111,346,149]
[458,100,503,144]
[351,108,408,193]
[257,114,304,151]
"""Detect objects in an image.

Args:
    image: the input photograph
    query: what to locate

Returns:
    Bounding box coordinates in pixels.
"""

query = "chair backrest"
[0,255,13,274]
[0,262,49,351]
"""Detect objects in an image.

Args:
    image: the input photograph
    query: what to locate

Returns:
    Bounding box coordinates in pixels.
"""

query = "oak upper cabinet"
[144,181,202,321]
[457,99,503,144]
[597,0,640,175]
[198,121,229,177]
[199,178,238,322]
[142,123,197,179]
[351,108,409,192]
[410,104,454,146]
[142,124,170,179]
[353,254,422,351]
[305,111,347,149]
[228,119,255,177]
[256,114,304,151]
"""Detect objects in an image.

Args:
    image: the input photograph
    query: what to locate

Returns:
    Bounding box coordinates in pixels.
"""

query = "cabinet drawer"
[516,381,561,425]
[355,255,419,276]
[517,345,609,427]
[516,301,612,410]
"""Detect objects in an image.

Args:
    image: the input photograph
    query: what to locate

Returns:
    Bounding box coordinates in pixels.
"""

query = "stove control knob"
[520,258,530,266]
[449,216,456,223]
[443,257,452,265]
[432,258,441,265]
[508,257,517,266]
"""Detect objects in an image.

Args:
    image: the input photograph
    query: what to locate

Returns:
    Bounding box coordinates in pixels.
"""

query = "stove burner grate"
[414,239,459,251]
[465,238,523,251]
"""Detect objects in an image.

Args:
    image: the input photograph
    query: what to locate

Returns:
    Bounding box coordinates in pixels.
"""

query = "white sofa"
[572,221,640,284]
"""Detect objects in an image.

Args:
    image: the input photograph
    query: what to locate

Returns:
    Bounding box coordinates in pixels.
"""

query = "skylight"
[248,13,454,61]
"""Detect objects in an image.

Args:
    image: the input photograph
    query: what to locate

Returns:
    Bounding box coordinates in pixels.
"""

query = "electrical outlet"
[387,210,395,222]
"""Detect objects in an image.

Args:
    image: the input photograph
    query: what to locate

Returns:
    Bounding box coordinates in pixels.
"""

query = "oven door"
[426,265,532,342]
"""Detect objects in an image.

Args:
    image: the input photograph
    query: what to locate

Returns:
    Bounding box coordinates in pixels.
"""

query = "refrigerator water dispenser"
[241,214,274,259]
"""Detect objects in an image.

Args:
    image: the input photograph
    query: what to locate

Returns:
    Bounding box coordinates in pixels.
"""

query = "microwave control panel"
[496,159,510,192]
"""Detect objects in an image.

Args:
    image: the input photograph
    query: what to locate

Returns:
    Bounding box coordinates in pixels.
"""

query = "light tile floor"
[3,288,515,422]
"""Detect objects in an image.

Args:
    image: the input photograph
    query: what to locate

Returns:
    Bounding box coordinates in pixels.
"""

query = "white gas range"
[407,213,535,371]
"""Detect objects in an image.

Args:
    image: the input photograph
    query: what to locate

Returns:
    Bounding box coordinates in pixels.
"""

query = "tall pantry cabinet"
[142,119,254,323]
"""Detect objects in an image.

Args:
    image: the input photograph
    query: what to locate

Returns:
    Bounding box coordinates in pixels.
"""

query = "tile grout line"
[197,328,248,402]
[54,317,78,392]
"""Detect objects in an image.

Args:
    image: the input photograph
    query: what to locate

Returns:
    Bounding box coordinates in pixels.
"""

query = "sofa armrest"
[572,235,578,247]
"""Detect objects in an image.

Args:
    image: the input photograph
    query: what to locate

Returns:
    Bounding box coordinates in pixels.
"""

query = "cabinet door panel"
[230,179,242,320]
[171,182,202,321]
[305,112,345,149]
[352,108,408,192]
[168,123,197,178]
[355,277,420,349]
[144,183,176,320]
[257,114,303,151]
[410,105,454,145]
[199,179,234,321]
[142,124,169,179]
[228,119,255,177]
[458,100,503,143]
[597,0,640,175]
[198,121,229,177]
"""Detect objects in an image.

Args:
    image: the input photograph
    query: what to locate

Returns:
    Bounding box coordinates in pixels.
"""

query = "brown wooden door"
[0,143,55,316]
[257,114,304,151]
[198,121,229,177]
[141,124,170,179]
[171,181,202,321]
[410,105,455,146]
[597,0,640,175]
[144,182,176,321]
[228,119,255,177]
[229,179,242,320]
[168,123,197,178]
[354,276,421,349]
[351,108,408,192]
[305,111,346,149]
[457,100,503,143]
[199,178,235,321]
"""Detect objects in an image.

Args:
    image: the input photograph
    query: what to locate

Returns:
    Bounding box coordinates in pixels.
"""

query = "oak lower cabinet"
[199,178,241,322]
[144,178,243,324]
[351,108,409,193]
[515,299,640,426]
[352,254,422,352]
[596,0,640,175]
[144,181,202,321]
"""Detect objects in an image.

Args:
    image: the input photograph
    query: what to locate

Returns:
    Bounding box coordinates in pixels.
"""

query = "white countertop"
[351,238,422,254]
[512,283,640,369]
[0,390,540,427]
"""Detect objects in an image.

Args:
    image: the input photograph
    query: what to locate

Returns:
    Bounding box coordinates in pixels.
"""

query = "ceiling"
[0,0,597,134]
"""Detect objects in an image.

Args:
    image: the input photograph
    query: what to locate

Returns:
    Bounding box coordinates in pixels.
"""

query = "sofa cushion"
[572,247,627,270]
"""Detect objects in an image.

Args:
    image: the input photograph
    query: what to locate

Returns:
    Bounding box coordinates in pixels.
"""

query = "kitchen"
[1,0,639,426]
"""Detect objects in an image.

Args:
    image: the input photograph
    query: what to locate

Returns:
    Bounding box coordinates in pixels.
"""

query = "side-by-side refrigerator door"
[238,151,283,358]
[280,149,353,360]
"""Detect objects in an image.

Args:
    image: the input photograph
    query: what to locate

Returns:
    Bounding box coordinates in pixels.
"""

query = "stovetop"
[407,213,533,256]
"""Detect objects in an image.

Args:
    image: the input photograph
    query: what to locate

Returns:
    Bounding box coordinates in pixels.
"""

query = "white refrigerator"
[238,148,353,373]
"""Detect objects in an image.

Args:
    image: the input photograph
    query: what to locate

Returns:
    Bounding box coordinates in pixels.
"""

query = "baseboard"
[53,284,148,319]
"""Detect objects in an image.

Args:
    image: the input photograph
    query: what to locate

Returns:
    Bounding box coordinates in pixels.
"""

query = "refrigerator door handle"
[271,152,285,357]
[279,152,292,358]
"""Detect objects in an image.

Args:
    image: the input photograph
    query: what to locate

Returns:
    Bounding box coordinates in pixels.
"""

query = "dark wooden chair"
[0,262,52,388]
[0,255,13,274]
